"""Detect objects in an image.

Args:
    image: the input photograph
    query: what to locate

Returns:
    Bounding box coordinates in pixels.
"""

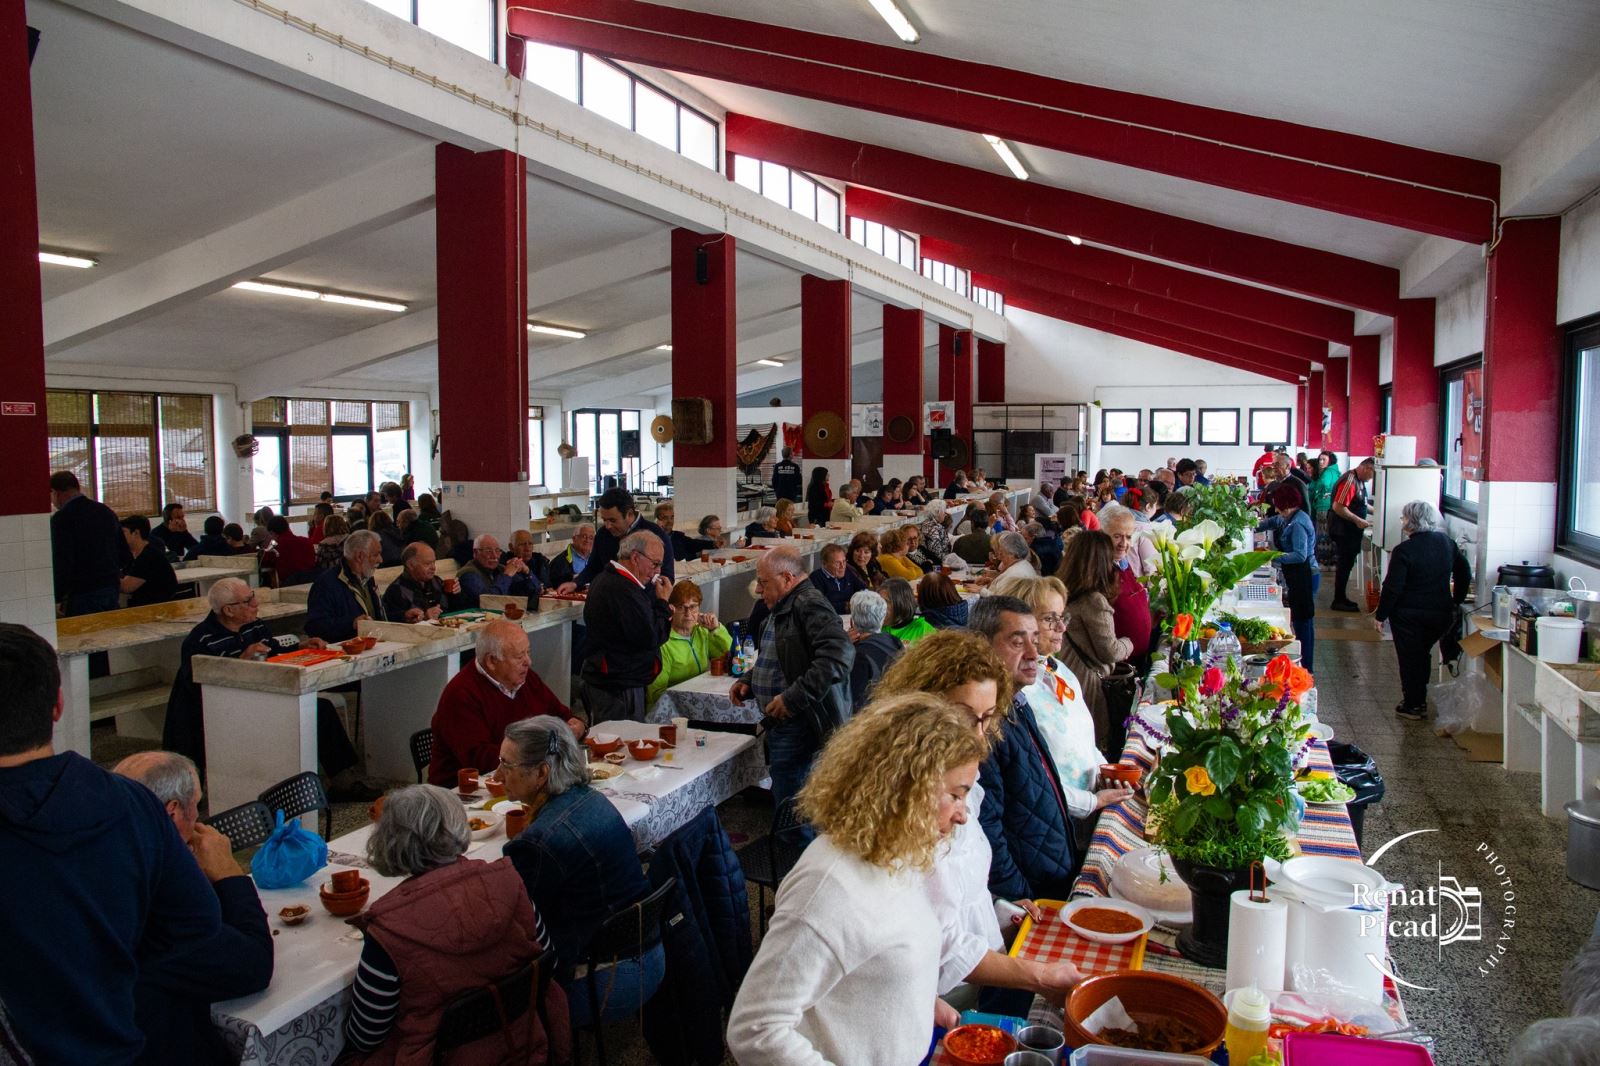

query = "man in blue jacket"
[0,624,272,1064]
[970,595,1082,902]
[306,529,389,641]
[561,487,673,593]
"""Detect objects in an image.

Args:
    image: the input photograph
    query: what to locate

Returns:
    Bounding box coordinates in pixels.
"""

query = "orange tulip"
[1172,613,1195,640]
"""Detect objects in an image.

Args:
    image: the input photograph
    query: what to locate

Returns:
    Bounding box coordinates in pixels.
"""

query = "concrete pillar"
[1308,370,1325,451]
[937,325,973,486]
[1324,356,1350,457]
[800,276,853,494]
[0,5,56,649]
[1476,217,1563,594]
[669,228,739,528]
[434,145,530,542]
[1348,335,1381,457]
[1392,298,1439,459]
[879,305,925,483]
[976,338,1006,403]
[1296,382,1308,449]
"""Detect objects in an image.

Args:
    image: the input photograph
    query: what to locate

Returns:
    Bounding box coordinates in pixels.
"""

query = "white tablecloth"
[648,671,764,726]
[213,721,765,1066]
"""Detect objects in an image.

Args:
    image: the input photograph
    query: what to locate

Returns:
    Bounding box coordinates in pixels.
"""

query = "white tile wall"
[436,481,531,545]
[1,511,57,645]
[1474,481,1557,594]
[671,467,739,531]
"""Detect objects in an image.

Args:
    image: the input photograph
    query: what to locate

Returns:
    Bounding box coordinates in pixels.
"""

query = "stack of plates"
[1108,845,1193,925]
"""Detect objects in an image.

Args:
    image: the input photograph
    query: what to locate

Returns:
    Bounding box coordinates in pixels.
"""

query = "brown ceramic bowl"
[1099,763,1144,790]
[482,774,506,798]
[942,1024,1017,1066]
[319,880,370,918]
[603,751,627,765]
[1061,972,1226,1056]
[330,868,362,893]
[362,636,379,650]
[278,904,311,926]
[503,604,525,620]
[627,739,660,761]
[584,736,623,758]
[340,639,364,654]
[730,555,749,563]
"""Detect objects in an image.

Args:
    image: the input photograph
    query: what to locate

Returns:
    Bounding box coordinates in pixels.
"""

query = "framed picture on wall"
[1198,408,1241,446]
[1249,407,1292,446]
[1101,408,1141,444]
[1149,408,1190,445]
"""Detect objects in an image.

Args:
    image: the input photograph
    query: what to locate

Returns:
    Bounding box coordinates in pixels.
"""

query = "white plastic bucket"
[1536,616,1583,664]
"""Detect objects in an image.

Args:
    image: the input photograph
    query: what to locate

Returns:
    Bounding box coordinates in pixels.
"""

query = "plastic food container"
[1536,616,1583,664]
[1068,1047,1210,1064]
[1282,1031,1434,1063]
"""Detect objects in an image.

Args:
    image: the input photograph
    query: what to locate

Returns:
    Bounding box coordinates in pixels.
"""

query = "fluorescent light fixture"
[983,135,1028,181]
[527,323,587,339]
[1067,235,1084,246]
[655,344,673,351]
[755,358,785,368]
[866,0,919,43]
[39,250,98,269]
[232,279,407,312]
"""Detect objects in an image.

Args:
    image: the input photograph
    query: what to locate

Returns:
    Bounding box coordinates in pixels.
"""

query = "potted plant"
[1144,520,1278,666]
[1140,655,1315,966]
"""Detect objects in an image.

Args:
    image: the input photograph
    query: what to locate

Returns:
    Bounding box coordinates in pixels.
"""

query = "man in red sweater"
[427,620,584,787]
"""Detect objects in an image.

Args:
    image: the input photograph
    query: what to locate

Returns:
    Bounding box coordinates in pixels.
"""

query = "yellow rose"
[1184,765,1217,797]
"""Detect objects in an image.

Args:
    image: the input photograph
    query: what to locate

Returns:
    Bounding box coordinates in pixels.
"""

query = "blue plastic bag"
[251,809,329,889]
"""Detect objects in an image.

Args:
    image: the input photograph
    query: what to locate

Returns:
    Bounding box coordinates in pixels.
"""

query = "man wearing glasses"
[575,530,673,724]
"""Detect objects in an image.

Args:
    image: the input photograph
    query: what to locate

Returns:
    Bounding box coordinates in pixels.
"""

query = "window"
[528,405,546,487]
[1198,408,1240,446]
[918,256,970,298]
[581,53,633,128]
[1560,318,1600,558]
[733,154,842,229]
[1149,408,1191,446]
[1101,408,1141,445]
[570,408,646,495]
[972,286,1006,315]
[46,389,216,515]
[366,0,498,62]
[1439,357,1482,518]
[1249,407,1292,447]
[849,216,917,267]
[1380,385,1393,434]
[973,404,1087,482]
[523,41,579,101]
[250,398,410,509]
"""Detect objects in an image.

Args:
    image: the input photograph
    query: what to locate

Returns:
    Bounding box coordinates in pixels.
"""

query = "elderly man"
[306,529,388,642]
[809,542,869,614]
[846,589,901,710]
[566,487,673,594]
[942,469,971,500]
[505,528,552,591]
[149,502,200,561]
[1030,482,1059,519]
[0,625,272,1065]
[112,751,274,1065]
[970,596,1082,901]
[1193,459,1211,486]
[381,542,462,621]
[547,523,595,588]
[729,547,854,828]
[828,481,865,524]
[577,530,673,723]
[428,619,582,787]
[120,514,179,607]
[984,531,1039,597]
[48,469,123,616]
[455,534,534,608]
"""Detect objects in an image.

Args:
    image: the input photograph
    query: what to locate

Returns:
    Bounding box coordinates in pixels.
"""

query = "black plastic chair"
[258,770,332,840]
[202,800,275,851]
[410,728,434,784]
[579,878,677,1066]
[433,952,550,1065]
[732,796,808,936]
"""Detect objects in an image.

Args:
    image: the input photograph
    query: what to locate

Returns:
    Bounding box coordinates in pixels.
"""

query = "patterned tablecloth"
[647,670,765,726]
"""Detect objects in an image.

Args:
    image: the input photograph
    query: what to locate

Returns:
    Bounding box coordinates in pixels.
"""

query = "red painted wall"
[1307,370,1325,450]
[800,276,852,461]
[938,325,974,484]
[1483,218,1561,483]
[1391,298,1439,459]
[670,229,737,467]
[881,306,924,455]
[1347,335,1381,456]
[1324,356,1350,453]
[976,339,1006,403]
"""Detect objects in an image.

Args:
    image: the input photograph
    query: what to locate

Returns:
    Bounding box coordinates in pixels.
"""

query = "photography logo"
[1354,828,1510,991]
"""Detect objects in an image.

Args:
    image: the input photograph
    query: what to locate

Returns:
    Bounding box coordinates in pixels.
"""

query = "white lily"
[1196,569,1214,589]
[1147,522,1176,547]
[1176,518,1227,552]
[1180,544,1206,562]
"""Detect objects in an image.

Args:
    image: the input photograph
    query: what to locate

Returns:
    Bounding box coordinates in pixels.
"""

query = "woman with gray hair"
[1374,499,1473,720]
[498,717,661,1028]
[848,589,903,709]
[344,784,563,1063]
[919,497,954,562]
[743,505,786,545]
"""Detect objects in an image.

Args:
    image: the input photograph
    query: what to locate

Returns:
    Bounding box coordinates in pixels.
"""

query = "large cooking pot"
[1499,561,1555,589]
[1569,578,1600,623]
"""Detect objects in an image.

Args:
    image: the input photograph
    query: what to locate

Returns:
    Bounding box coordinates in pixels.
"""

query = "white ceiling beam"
[42,144,436,354]
[528,232,667,309]
[235,308,439,403]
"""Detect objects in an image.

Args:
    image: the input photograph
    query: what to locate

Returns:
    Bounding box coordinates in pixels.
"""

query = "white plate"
[1058,896,1154,944]
[465,809,503,840]
[1307,722,1335,742]
[1108,845,1193,924]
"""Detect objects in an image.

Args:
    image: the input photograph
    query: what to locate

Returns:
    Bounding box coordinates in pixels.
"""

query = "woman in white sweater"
[727,693,989,1066]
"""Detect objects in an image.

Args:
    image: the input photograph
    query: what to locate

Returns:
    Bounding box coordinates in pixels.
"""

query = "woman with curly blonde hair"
[727,694,986,1065]
[872,633,1084,1018]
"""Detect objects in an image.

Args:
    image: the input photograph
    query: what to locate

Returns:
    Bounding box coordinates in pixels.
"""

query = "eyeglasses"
[496,758,534,775]
[226,594,258,608]
[1038,613,1066,629]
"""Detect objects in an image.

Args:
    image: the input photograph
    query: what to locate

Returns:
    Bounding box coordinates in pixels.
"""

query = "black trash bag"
[1328,741,1386,849]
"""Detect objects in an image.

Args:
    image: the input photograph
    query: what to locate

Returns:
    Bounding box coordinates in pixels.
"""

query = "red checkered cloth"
[1009,901,1147,974]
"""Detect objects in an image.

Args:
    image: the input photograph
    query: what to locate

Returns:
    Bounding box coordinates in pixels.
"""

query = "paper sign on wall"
[1461,367,1483,481]
[924,401,954,433]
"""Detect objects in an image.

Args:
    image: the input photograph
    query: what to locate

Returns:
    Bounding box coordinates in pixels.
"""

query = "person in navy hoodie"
[0,624,272,1065]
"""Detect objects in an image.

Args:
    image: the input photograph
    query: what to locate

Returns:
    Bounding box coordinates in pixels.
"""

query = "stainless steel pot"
[1569,577,1600,623]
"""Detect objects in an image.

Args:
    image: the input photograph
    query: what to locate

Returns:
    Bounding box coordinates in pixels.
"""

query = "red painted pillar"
[976,338,1006,403]
[1324,356,1350,454]
[800,276,853,483]
[1391,298,1439,459]
[668,229,739,526]
[1482,218,1561,482]
[1307,370,1325,450]
[1,6,49,519]
[1347,335,1381,455]
[938,325,974,485]
[881,305,925,482]
[1296,383,1308,449]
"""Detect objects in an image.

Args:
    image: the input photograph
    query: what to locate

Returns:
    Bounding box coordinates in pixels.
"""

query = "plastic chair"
[732,797,808,936]
[409,728,433,784]
[432,952,550,1065]
[202,800,276,851]
[579,879,676,1066]
[258,770,332,840]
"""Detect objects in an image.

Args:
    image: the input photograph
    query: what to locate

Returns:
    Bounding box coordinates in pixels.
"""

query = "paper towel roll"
[1225,890,1288,993]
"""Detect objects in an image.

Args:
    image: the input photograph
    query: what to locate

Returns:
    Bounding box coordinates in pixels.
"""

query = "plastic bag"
[250,809,329,889]
[1432,658,1497,737]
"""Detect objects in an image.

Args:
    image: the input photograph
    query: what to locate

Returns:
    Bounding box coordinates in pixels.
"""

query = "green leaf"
[1148,777,1173,807]
[1205,738,1244,791]
[1235,799,1268,836]
[1154,672,1179,690]
[1168,717,1196,748]
[1260,744,1293,782]
[1204,795,1233,821]
[1173,798,1203,837]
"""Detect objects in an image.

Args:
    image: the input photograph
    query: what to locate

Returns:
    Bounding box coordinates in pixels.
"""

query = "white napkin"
[1081,995,1138,1036]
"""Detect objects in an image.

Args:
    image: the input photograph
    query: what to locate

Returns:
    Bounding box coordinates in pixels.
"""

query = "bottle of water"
[741,635,757,674]
[1206,622,1241,672]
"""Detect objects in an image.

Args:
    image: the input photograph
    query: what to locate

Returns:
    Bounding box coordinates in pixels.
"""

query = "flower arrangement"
[1177,481,1257,549]
[1144,519,1279,632]
[1142,655,1314,870]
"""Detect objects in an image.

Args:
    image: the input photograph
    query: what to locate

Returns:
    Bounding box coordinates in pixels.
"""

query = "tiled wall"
[1474,481,1557,594]
[433,480,533,547]
[0,512,58,645]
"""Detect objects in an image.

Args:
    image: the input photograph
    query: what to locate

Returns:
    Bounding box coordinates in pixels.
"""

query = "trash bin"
[1328,741,1386,849]
[1566,800,1600,890]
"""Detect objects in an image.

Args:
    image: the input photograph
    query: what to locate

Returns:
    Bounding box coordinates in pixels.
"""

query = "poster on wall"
[1035,453,1070,487]
[924,401,955,433]
[1461,367,1483,481]
[852,403,884,437]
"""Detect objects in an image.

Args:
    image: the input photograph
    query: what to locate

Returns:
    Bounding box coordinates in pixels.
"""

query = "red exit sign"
[1,401,37,416]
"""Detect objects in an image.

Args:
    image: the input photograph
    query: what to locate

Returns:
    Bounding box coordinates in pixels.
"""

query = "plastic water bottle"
[1206,622,1241,671]
[728,624,744,676]
[741,636,757,674]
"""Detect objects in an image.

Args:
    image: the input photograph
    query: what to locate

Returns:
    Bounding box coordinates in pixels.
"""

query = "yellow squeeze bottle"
[1225,984,1271,1064]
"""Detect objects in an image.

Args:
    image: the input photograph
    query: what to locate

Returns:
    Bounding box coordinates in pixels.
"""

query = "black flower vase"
[1168,639,1202,674]
[1170,856,1253,968]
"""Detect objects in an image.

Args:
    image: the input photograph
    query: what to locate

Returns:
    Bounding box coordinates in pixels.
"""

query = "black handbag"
[1063,629,1141,757]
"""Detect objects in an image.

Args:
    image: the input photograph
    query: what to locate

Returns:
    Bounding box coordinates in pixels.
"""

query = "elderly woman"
[1056,531,1134,745]
[646,580,733,707]
[1375,500,1472,720]
[773,498,797,535]
[345,785,565,1064]
[743,506,785,545]
[920,498,954,561]
[1097,503,1156,674]
[847,531,884,588]
[876,527,924,582]
[848,589,903,709]
[313,514,350,573]
[1257,480,1319,671]
[918,571,971,629]
[881,577,936,643]
[500,718,659,1024]
[727,694,989,1064]
[903,523,936,572]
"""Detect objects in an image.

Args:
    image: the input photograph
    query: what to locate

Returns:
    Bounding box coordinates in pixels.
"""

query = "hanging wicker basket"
[231,434,260,459]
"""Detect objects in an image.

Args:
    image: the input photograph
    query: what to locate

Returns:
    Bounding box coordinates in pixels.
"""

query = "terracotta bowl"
[278,904,311,926]
[481,774,506,798]
[319,878,371,918]
[627,739,660,761]
[603,751,627,765]
[503,604,525,620]
[942,1024,1017,1066]
[1062,971,1226,1056]
[361,636,378,650]
[1099,763,1144,790]
[329,868,363,893]
[340,639,364,654]
[585,735,623,758]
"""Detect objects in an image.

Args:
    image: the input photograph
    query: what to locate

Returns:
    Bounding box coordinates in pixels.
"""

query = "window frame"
[1438,354,1482,522]
[1248,407,1293,447]
[46,388,217,516]
[1197,407,1241,446]
[733,153,843,230]
[1379,385,1393,434]
[1558,314,1600,565]
[251,398,409,509]
[1100,407,1141,445]
[1148,408,1192,446]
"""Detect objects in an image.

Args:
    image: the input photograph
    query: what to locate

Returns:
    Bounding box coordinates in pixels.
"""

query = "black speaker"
[930,427,957,461]
[620,429,641,458]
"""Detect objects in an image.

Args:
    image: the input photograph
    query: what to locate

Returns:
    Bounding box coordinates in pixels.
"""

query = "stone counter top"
[193,634,465,695]
[56,598,306,656]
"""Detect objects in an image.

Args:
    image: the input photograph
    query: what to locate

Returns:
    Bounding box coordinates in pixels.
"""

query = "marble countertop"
[194,635,463,694]
[56,600,305,656]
